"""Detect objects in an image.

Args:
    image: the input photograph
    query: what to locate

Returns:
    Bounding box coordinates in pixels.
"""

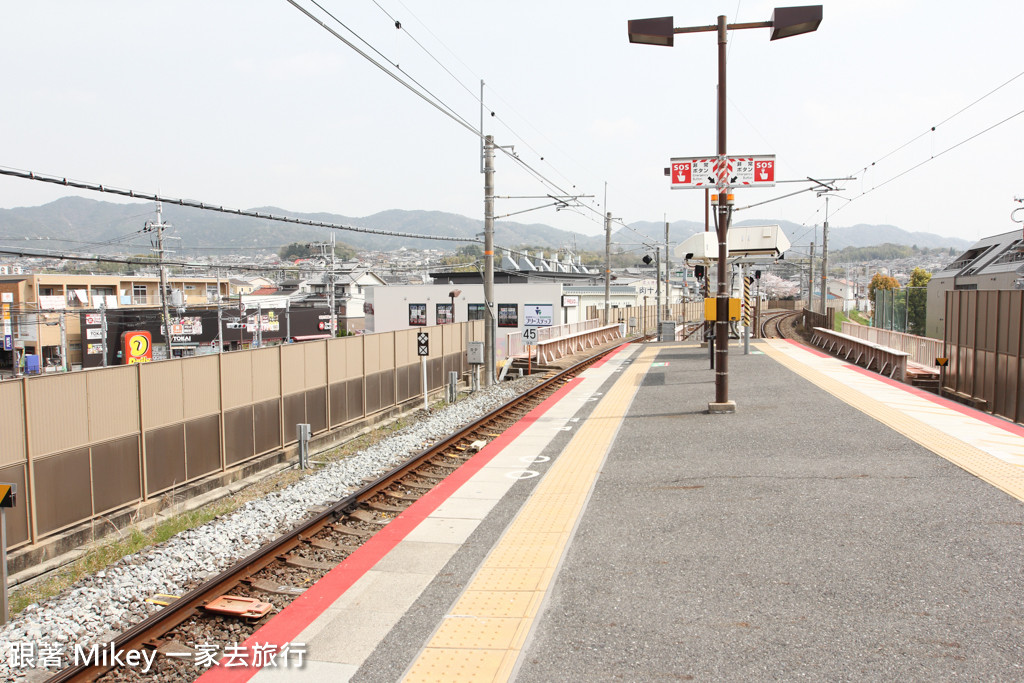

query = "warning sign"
[670,154,777,189]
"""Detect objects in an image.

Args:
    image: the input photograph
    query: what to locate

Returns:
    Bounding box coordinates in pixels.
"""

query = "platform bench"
[810,327,909,382]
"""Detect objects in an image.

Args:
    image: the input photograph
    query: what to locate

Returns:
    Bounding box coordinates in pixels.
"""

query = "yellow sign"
[0,483,15,508]
[124,331,153,364]
[704,298,742,322]
[935,357,949,367]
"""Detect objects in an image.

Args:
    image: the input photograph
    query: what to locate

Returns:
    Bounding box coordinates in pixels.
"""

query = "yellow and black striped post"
[742,275,753,326]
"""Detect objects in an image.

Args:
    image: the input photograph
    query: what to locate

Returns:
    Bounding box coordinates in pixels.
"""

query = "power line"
[849,70,1024,179]
[285,0,480,139]
[831,107,1024,220]
[0,166,481,245]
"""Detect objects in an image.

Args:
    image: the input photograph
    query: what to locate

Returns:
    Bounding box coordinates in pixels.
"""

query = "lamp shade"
[769,5,822,40]
[627,17,674,46]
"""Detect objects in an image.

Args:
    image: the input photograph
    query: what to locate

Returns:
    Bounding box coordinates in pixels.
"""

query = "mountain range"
[0,196,970,258]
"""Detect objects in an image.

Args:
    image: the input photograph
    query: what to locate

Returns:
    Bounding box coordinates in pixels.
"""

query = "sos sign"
[671,161,691,185]
[123,331,153,364]
[754,159,775,183]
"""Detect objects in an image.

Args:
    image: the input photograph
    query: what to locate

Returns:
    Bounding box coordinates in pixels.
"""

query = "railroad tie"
[283,554,337,571]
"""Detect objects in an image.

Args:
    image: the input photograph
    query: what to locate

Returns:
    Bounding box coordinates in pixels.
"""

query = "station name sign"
[670,154,776,190]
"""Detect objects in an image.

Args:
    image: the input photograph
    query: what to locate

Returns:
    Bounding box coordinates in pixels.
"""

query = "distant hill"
[620,218,971,253]
[0,197,970,258]
[0,197,601,255]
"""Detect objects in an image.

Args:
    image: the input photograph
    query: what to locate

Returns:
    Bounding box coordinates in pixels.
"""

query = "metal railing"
[840,322,942,370]
[810,327,909,382]
[506,319,600,357]
[535,323,623,365]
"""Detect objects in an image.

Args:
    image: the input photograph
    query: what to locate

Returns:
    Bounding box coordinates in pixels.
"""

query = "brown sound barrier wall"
[0,321,482,549]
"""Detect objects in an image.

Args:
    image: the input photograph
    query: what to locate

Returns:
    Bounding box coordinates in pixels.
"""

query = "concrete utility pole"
[100,302,108,367]
[655,250,662,331]
[329,233,337,337]
[664,220,671,318]
[820,196,830,315]
[216,274,223,354]
[147,202,174,359]
[604,212,611,323]
[59,311,67,371]
[809,241,816,310]
[483,135,495,386]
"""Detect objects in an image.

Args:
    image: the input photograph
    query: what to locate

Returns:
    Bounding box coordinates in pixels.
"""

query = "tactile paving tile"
[762,340,1024,501]
[404,648,506,683]
[402,346,658,682]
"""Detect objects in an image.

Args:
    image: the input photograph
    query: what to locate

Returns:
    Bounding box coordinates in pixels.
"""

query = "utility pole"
[655,249,662,332]
[147,202,174,359]
[483,135,495,386]
[820,196,829,315]
[100,302,108,367]
[664,219,671,319]
[216,274,223,354]
[59,311,67,371]
[809,241,816,310]
[329,233,337,337]
[604,212,611,324]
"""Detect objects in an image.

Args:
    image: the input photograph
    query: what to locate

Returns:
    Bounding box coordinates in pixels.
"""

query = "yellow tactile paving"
[403,345,660,683]
[762,339,1024,502]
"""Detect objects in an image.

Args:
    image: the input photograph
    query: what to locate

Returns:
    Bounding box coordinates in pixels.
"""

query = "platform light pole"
[628,6,822,412]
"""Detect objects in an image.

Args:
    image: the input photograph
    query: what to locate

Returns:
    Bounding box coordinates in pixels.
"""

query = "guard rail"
[810,327,909,382]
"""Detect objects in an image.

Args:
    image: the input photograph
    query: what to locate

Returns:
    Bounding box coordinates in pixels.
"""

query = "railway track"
[46,342,625,683]
[760,310,799,339]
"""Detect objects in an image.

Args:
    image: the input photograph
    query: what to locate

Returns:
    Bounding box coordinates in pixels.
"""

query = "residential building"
[926,229,1024,338]
[0,273,230,370]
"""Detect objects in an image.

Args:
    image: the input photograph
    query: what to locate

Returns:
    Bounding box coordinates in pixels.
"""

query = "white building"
[365,282,565,357]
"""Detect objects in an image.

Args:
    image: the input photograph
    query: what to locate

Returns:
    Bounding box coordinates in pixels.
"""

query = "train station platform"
[200,338,1024,682]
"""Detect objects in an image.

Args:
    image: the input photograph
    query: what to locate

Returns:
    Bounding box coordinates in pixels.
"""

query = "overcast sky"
[1,1,1022,249]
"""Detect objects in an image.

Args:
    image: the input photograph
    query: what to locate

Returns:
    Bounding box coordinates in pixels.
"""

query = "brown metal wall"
[0,322,478,550]
[944,290,1024,424]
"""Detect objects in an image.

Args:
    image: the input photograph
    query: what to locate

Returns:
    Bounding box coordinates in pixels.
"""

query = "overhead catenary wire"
[293,0,631,233]
[0,166,481,245]
[829,106,1024,221]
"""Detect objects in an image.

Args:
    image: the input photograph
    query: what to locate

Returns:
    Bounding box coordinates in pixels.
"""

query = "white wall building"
[365,282,565,357]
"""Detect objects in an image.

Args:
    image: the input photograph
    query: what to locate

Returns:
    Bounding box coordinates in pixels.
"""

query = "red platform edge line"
[197,375,586,682]
[588,340,630,369]
[782,338,1024,438]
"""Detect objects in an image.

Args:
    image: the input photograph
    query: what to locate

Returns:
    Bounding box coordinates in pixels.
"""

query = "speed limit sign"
[522,327,538,344]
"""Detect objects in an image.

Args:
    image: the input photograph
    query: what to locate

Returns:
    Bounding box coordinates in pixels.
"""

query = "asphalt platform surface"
[514,342,1024,681]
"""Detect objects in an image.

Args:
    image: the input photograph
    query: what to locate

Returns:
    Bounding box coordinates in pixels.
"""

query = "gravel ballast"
[0,378,539,682]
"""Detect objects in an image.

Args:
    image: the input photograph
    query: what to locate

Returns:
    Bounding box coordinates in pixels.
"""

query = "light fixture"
[769,6,823,40]
[627,16,675,46]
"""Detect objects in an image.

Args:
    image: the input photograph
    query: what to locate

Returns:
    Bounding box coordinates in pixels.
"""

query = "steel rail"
[46,340,629,682]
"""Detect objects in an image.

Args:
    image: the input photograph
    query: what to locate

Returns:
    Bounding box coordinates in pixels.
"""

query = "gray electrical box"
[467,341,484,365]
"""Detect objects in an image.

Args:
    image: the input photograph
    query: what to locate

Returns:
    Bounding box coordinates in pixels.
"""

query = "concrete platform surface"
[197,339,1024,683]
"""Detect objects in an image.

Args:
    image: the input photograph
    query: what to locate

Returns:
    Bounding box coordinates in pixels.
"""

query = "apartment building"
[0,273,230,370]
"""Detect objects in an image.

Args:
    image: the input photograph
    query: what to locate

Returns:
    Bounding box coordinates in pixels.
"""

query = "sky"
[1,0,1022,251]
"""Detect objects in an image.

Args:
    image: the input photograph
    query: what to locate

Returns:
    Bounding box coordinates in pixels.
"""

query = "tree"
[906,267,932,335]
[760,273,799,299]
[868,272,899,325]
[278,241,356,261]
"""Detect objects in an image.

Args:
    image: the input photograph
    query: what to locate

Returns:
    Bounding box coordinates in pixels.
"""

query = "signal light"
[755,270,761,279]
[694,265,705,279]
